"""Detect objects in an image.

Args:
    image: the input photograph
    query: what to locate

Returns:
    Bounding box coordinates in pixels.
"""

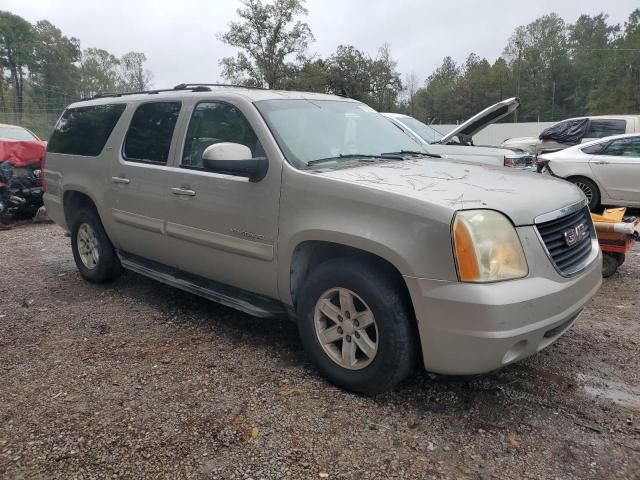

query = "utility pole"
[515,40,523,123]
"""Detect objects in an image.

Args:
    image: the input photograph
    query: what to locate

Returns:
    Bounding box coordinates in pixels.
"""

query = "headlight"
[504,154,533,168]
[452,210,528,282]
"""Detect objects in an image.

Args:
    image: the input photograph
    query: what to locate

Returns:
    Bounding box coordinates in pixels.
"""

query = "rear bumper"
[404,227,602,375]
[43,192,66,229]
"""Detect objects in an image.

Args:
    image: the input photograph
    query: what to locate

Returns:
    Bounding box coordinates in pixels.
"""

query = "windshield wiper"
[381,150,441,158]
[307,153,402,167]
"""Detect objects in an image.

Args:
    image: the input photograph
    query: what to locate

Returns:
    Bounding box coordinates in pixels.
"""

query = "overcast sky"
[4,0,638,88]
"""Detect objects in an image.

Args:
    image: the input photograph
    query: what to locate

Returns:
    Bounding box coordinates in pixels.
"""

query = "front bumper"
[404,226,602,375]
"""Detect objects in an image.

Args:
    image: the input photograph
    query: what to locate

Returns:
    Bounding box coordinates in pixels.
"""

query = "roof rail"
[173,83,267,91]
[85,83,266,101]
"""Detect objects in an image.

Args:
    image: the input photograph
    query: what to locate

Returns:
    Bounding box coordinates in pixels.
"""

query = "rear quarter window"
[586,119,626,138]
[47,104,126,156]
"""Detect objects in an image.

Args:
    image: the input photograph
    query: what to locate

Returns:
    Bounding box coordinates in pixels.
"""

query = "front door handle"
[171,187,196,197]
[111,176,130,184]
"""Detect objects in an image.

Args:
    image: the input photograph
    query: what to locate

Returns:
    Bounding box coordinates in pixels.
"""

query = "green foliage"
[219,0,314,88]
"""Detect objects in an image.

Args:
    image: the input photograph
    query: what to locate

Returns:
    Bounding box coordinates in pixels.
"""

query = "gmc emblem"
[564,223,588,247]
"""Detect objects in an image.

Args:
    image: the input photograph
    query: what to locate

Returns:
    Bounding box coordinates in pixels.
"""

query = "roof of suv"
[68,87,356,109]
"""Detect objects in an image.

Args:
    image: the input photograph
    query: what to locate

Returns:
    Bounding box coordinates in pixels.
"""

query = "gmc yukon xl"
[43,85,602,395]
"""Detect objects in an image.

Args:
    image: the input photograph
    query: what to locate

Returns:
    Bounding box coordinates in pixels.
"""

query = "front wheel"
[297,258,418,395]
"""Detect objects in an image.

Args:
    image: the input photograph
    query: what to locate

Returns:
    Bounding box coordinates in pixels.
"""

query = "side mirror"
[202,143,268,182]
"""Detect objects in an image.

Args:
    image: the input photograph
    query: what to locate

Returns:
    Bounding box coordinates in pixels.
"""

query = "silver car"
[383,98,534,168]
[43,85,602,395]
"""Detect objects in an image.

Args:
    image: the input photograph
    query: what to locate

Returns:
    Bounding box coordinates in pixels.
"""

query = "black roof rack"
[86,83,267,100]
[173,83,267,91]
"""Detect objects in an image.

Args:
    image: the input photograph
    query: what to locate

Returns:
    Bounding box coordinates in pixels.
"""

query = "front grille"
[536,206,594,275]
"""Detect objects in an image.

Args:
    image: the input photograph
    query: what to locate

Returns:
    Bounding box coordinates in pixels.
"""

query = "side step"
[118,251,288,319]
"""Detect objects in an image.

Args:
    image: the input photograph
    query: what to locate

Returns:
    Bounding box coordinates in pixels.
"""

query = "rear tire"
[297,258,418,395]
[569,176,600,211]
[70,207,122,283]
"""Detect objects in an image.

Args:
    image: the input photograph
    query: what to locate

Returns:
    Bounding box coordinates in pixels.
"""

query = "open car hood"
[439,97,520,144]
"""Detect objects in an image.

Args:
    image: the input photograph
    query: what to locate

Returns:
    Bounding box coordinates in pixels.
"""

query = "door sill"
[118,251,289,319]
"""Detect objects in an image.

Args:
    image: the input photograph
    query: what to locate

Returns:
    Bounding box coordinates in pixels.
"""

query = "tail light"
[40,153,46,191]
[536,156,550,174]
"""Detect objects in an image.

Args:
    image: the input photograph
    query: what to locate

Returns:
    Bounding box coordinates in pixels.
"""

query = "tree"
[0,11,34,115]
[29,20,81,111]
[325,45,372,100]
[403,71,419,116]
[80,48,121,97]
[368,43,402,112]
[219,0,314,88]
[118,51,153,91]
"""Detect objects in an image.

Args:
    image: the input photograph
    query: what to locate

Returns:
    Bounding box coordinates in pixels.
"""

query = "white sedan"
[538,133,640,210]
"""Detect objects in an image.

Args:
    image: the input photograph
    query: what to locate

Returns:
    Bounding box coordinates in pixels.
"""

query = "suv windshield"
[255,99,426,168]
[395,116,443,144]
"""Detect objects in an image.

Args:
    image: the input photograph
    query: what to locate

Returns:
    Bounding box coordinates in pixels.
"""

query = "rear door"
[164,99,282,298]
[589,137,640,202]
[108,101,181,265]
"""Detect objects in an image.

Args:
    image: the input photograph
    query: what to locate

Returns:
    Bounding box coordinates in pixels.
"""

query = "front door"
[589,136,640,202]
[164,100,282,298]
[109,101,181,266]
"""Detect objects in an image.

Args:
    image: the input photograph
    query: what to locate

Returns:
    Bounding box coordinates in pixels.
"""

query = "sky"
[3,0,639,88]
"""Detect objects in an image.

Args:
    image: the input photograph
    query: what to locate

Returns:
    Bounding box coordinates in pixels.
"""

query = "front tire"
[70,207,122,283]
[297,258,418,395]
[569,176,600,211]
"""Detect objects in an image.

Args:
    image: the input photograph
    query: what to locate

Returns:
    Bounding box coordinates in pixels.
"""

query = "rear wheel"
[569,177,600,211]
[70,207,122,283]
[297,258,418,395]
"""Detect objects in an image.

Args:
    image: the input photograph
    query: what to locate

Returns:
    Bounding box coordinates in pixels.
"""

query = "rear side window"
[581,143,606,155]
[123,102,181,164]
[586,119,626,138]
[48,104,126,156]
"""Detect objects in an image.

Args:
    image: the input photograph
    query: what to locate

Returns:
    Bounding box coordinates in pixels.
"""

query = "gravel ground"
[1,223,639,480]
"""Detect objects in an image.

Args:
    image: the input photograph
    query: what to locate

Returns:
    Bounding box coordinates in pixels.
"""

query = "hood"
[316,157,584,226]
[501,136,539,151]
[0,139,47,168]
[439,97,520,144]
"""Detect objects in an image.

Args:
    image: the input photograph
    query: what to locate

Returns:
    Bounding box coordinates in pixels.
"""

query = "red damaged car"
[0,123,47,225]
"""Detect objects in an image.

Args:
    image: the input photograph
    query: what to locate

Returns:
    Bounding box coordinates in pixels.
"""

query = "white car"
[538,134,640,210]
[382,98,534,168]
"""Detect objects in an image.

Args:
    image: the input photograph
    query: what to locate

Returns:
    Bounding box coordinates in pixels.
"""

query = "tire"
[602,253,618,278]
[569,177,600,211]
[70,207,122,283]
[297,258,418,395]
[614,253,626,266]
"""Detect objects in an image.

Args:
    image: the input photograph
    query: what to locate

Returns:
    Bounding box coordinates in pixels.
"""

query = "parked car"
[538,134,640,211]
[382,97,534,168]
[502,115,640,155]
[0,123,47,224]
[44,85,601,395]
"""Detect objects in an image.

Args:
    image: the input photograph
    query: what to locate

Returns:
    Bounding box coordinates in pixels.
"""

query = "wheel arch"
[62,188,100,228]
[286,239,414,314]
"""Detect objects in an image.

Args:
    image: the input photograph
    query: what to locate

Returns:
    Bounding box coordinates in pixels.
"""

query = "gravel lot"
[1,223,639,479]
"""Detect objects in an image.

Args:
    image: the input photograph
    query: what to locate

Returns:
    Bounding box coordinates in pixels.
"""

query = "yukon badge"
[563,223,588,247]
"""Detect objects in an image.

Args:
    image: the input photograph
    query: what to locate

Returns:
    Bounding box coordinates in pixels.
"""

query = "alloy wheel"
[313,287,379,370]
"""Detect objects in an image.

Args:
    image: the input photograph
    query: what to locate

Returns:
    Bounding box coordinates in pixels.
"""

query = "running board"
[118,251,287,319]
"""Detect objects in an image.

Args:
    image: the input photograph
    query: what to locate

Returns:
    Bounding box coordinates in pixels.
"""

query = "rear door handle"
[111,176,130,184]
[593,161,609,165]
[171,187,196,197]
